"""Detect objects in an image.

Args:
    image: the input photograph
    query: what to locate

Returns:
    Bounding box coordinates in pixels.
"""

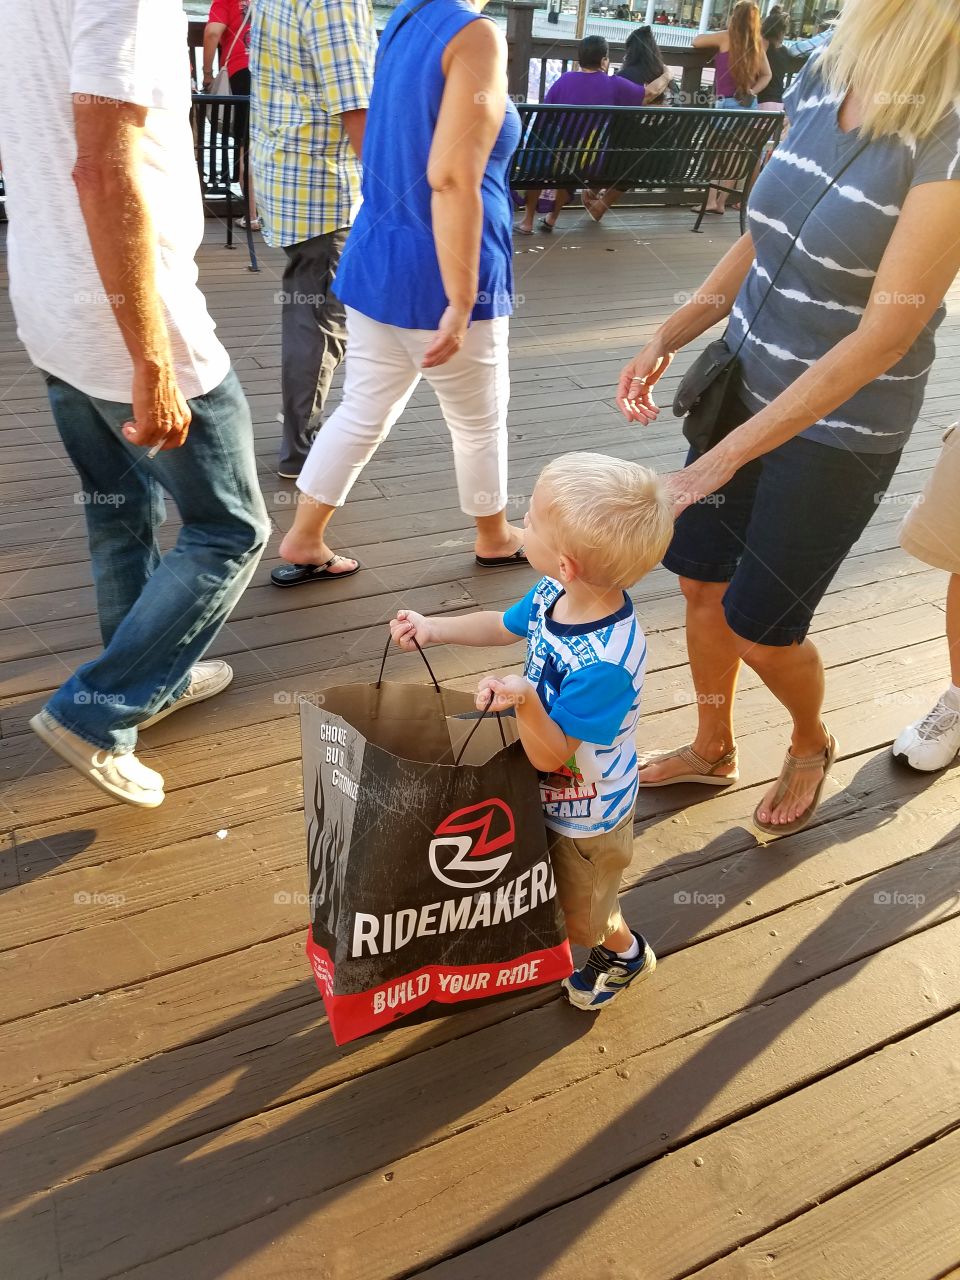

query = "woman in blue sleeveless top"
[273,0,525,586]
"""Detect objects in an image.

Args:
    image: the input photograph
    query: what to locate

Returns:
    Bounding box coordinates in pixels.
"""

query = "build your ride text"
[371,959,545,1015]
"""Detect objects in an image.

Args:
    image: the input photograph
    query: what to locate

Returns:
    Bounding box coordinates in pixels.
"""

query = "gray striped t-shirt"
[729,55,960,453]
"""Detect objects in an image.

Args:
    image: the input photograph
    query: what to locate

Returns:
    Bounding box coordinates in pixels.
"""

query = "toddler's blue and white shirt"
[503,577,647,838]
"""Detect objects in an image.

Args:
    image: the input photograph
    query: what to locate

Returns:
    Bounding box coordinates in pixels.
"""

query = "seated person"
[518,36,649,234]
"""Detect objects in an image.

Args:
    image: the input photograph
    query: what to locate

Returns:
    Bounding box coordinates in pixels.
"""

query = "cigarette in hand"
[146,443,162,459]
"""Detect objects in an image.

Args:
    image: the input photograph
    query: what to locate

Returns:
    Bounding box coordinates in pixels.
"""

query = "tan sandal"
[753,730,838,839]
[637,744,739,788]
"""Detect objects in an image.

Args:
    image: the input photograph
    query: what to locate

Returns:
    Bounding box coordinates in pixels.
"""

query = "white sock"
[943,684,960,712]
[615,934,641,961]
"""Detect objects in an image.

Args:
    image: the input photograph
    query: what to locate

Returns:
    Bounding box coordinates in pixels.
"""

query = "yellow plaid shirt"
[249,0,376,247]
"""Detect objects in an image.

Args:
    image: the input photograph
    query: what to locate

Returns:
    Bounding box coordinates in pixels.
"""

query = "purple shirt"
[545,69,646,107]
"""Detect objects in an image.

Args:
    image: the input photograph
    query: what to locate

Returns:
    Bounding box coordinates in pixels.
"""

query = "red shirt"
[208,0,251,77]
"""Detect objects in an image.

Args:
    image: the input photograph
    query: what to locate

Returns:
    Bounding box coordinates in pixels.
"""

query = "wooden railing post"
[506,2,535,102]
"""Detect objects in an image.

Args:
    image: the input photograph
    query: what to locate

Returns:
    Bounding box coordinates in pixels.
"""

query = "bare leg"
[948,574,960,685]
[638,579,740,782]
[474,509,525,561]
[704,185,726,213]
[544,189,571,227]
[583,187,625,223]
[277,496,357,574]
[520,190,539,233]
[603,918,634,951]
[740,636,830,826]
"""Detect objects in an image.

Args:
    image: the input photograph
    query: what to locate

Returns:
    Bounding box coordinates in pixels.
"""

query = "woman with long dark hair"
[582,26,672,224]
[695,0,771,214]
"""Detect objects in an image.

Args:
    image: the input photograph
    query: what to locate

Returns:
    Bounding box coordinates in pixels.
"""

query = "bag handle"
[452,692,508,767]
[219,6,252,72]
[730,137,870,359]
[377,632,441,693]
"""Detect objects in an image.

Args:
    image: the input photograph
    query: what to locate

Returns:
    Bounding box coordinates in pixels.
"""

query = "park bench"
[510,102,786,234]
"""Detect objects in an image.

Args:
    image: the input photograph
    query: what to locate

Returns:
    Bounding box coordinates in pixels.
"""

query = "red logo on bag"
[428,799,515,889]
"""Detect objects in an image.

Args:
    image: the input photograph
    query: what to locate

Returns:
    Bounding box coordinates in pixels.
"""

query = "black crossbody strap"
[380,0,437,54]
[731,137,871,359]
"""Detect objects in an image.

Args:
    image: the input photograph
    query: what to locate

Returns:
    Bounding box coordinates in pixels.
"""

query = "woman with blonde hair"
[695,1,771,213]
[617,0,960,836]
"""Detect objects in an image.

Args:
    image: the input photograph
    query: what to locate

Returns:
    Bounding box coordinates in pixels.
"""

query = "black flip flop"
[270,554,361,588]
[537,217,556,234]
[475,546,528,569]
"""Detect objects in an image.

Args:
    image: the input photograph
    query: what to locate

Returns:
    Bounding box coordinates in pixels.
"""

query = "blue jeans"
[43,368,270,752]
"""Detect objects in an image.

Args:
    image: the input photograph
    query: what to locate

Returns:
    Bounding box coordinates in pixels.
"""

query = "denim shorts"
[663,426,902,646]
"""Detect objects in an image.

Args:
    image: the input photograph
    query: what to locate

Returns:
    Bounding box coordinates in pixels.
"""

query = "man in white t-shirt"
[0,0,270,808]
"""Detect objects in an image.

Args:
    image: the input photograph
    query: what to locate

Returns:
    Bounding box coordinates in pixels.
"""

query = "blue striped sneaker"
[562,932,657,1011]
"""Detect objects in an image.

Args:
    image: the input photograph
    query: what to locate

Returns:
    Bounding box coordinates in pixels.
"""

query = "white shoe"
[138,660,234,730]
[892,691,960,772]
[30,710,165,808]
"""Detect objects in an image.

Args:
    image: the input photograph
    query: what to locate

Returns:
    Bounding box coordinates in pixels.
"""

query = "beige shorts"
[547,812,634,948]
[900,424,960,574]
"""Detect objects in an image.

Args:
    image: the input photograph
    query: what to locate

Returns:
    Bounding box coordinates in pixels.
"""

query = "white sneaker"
[30,710,165,808]
[138,660,234,730]
[892,692,960,772]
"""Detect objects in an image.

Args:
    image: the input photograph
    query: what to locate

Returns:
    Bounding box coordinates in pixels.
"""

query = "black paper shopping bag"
[301,641,572,1045]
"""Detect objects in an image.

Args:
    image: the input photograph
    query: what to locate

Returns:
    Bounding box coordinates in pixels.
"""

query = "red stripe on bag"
[306,935,573,1046]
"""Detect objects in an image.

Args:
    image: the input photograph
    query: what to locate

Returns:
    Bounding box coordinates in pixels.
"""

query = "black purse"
[673,140,869,453]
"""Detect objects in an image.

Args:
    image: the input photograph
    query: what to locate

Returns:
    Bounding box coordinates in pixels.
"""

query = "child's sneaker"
[562,931,656,1011]
[892,690,960,772]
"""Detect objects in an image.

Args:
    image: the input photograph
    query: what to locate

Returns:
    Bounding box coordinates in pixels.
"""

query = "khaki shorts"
[900,424,960,574]
[547,812,634,948]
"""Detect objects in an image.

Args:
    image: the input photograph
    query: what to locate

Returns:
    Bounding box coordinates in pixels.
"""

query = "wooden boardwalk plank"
[2,210,960,1280]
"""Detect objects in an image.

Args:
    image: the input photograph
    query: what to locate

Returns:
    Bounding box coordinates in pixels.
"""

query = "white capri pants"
[297,306,510,517]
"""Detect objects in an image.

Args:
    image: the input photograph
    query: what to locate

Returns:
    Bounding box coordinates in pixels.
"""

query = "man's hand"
[391,609,437,650]
[476,674,530,713]
[122,361,191,451]
[422,304,470,369]
[617,340,674,423]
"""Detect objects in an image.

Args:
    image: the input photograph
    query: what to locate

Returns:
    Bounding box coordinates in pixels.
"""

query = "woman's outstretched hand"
[617,342,674,424]
[422,304,471,368]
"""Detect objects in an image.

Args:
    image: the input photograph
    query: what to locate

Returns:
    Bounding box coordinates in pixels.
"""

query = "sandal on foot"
[475,545,528,568]
[537,217,556,234]
[753,730,838,839]
[270,554,360,588]
[515,224,534,236]
[637,744,739,788]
